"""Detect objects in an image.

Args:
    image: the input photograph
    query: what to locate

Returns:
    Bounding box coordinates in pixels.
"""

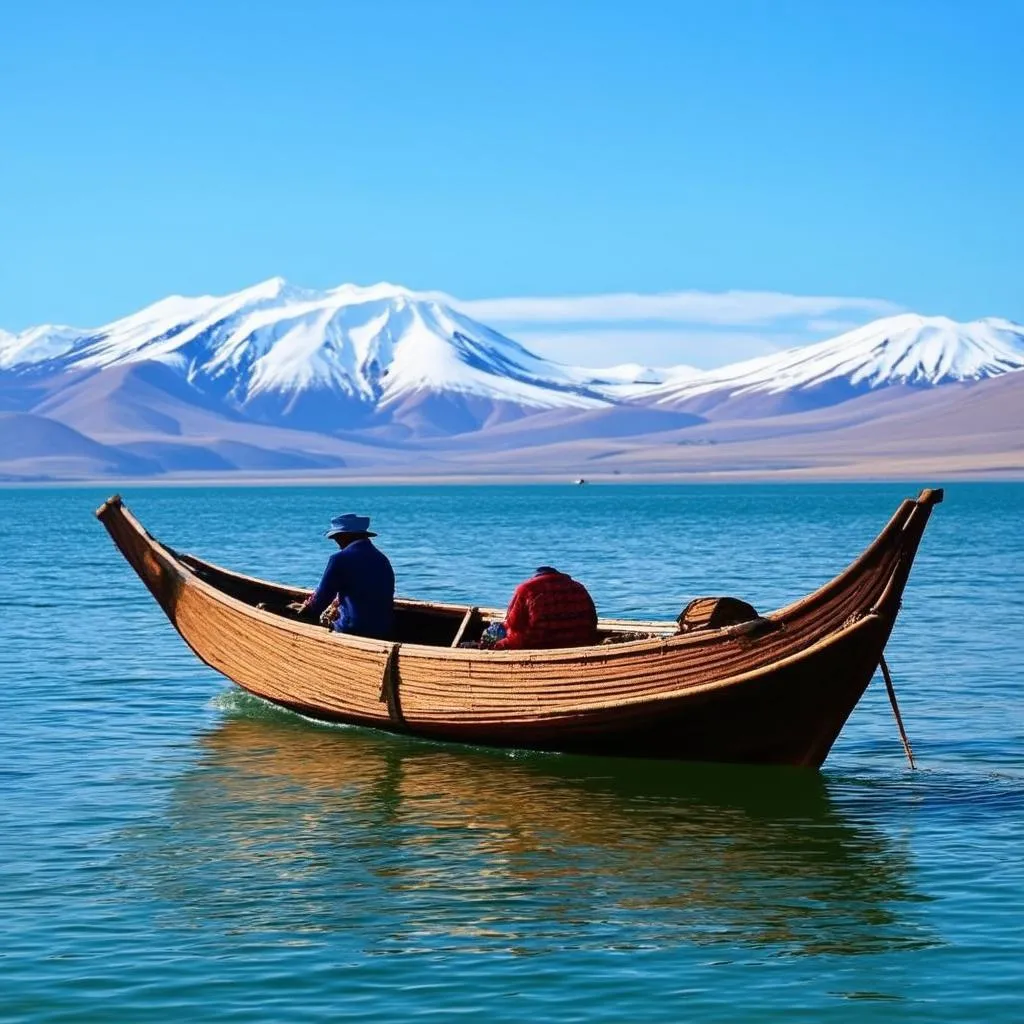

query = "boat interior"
[176,552,677,648]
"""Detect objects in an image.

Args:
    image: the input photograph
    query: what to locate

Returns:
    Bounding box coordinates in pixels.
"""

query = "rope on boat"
[880,654,916,769]
[378,643,406,728]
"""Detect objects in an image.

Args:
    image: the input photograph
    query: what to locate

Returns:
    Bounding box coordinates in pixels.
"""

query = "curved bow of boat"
[96,493,184,613]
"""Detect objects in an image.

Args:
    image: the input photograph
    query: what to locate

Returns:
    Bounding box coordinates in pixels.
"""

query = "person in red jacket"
[493,566,598,650]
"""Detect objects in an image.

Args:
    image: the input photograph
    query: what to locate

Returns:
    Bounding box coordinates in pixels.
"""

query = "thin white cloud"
[514,328,808,370]
[435,287,902,369]
[453,289,901,326]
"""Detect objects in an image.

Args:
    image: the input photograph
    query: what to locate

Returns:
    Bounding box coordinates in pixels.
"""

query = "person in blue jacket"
[289,513,395,640]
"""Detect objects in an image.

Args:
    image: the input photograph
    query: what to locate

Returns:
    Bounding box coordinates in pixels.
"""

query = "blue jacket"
[307,539,395,640]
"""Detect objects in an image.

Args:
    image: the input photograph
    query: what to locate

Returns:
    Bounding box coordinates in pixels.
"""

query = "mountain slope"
[31,361,241,437]
[450,371,1024,479]
[647,314,1024,417]
[0,412,160,479]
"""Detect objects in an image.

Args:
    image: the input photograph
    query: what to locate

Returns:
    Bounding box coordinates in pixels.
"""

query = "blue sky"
[2,0,1021,366]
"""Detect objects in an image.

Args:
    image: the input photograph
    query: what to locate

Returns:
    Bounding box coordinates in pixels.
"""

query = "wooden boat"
[96,488,944,767]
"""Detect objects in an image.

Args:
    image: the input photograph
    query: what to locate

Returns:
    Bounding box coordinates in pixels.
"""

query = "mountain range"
[1,279,1023,480]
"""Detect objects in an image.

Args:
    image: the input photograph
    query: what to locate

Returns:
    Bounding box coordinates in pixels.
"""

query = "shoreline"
[2,464,1023,488]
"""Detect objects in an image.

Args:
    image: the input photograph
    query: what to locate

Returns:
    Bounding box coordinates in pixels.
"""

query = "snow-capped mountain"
[3,282,1023,468]
[0,279,613,433]
[647,314,1024,417]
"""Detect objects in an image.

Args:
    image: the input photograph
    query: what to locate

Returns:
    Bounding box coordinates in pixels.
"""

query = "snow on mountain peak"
[325,281,419,303]
[649,312,1024,409]
[812,313,1024,384]
[0,324,87,369]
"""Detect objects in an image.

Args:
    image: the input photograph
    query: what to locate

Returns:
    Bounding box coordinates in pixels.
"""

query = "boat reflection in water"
[144,695,936,957]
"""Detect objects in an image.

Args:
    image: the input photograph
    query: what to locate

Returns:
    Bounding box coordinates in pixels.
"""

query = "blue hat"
[324,513,376,539]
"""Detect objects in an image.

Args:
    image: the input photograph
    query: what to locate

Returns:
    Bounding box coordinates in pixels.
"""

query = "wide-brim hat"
[324,513,377,539]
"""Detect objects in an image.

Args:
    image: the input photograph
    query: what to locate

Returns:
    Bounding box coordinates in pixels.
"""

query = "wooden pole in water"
[880,655,916,769]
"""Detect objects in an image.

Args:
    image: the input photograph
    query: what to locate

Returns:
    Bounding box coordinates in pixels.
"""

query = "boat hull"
[266,615,886,765]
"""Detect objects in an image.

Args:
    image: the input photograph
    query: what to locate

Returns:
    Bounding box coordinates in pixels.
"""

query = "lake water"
[2,483,1022,1022]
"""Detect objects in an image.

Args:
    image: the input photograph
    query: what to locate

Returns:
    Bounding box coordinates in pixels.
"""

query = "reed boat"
[96,488,943,767]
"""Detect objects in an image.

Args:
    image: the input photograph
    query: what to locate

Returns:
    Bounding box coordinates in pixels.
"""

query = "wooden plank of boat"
[95,488,943,767]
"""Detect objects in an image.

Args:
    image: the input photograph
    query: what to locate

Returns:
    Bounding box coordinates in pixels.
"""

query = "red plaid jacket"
[494,568,598,650]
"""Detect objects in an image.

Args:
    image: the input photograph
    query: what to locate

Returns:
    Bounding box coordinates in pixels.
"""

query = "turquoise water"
[1,483,1022,1022]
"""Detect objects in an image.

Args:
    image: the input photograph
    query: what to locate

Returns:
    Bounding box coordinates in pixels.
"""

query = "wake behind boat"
[96,489,943,767]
